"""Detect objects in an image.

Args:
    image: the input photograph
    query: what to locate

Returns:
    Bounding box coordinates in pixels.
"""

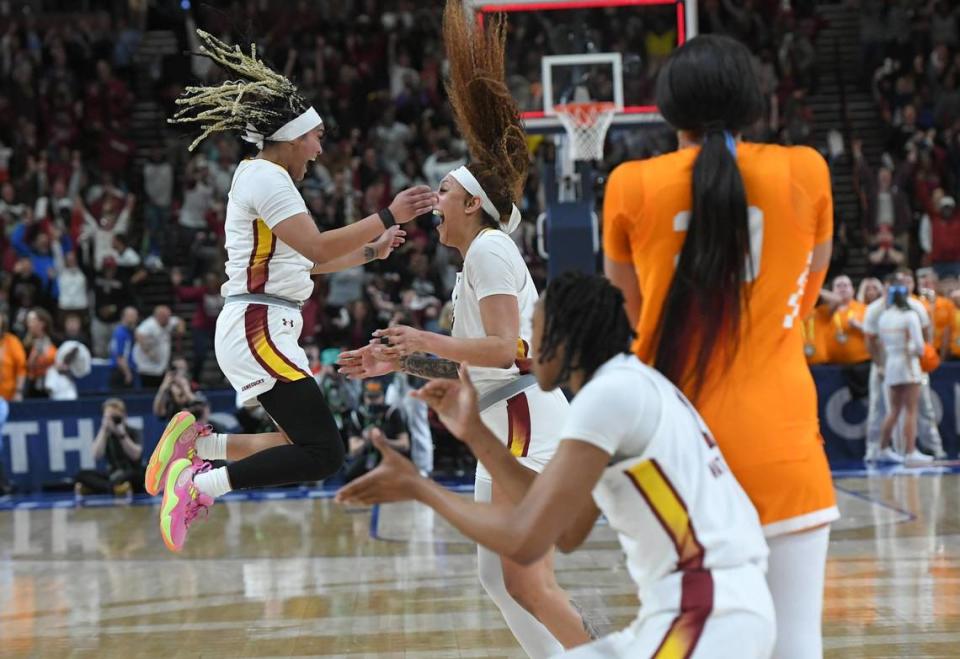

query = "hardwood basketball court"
[2,469,959,658]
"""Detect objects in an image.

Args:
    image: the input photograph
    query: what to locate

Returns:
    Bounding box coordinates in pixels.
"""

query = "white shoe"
[879,447,905,464]
[906,450,934,463]
[923,448,948,460]
[864,446,880,462]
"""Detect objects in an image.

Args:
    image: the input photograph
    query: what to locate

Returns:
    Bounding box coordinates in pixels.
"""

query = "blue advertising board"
[1,365,958,492]
[1,390,238,492]
[813,363,958,461]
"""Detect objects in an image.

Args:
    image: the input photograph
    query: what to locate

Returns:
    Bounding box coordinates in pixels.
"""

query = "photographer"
[74,398,143,496]
[343,380,410,483]
[152,356,195,421]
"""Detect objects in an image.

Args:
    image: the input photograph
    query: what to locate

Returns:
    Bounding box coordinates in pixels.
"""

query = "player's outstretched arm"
[310,226,407,274]
[336,433,607,565]
[373,294,521,370]
[273,186,435,265]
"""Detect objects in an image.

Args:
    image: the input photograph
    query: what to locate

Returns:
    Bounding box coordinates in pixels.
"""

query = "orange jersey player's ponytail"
[651,35,764,402]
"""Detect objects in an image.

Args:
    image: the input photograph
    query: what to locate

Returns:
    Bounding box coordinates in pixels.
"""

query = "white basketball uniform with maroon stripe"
[558,354,775,659]
[452,228,566,481]
[215,159,312,404]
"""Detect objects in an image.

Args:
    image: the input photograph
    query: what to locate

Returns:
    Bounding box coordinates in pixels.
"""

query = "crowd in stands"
[2,1,959,493]
[858,0,960,277]
[0,1,839,400]
[803,267,960,369]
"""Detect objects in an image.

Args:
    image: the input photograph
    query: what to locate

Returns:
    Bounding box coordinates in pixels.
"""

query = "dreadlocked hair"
[169,30,308,152]
[539,272,635,386]
[443,0,528,225]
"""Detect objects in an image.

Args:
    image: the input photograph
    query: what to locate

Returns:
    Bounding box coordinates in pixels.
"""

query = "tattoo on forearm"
[363,244,377,262]
[399,353,460,379]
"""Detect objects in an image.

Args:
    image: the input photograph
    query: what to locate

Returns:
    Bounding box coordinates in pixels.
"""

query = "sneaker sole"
[145,411,196,496]
[159,458,192,553]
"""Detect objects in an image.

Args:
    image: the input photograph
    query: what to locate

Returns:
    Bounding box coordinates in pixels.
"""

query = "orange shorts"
[725,439,839,538]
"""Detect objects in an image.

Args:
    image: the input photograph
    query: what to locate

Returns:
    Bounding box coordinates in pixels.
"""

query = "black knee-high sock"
[226,378,345,489]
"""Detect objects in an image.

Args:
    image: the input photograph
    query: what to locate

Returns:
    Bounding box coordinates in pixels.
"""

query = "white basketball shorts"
[214,301,311,405]
[475,384,567,482]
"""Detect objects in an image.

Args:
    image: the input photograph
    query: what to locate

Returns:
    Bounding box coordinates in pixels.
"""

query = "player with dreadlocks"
[143,30,436,553]
[336,2,590,656]
[338,272,777,659]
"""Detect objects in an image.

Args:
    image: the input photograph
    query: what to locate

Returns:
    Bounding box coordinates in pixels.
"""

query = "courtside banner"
[0,391,237,492]
[814,363,959,463]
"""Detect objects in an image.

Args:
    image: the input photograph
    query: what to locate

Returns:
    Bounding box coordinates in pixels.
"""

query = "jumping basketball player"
[602,35,837,659]
[144,30,436,552]
[337,273,777,659]
[335,2,591,656]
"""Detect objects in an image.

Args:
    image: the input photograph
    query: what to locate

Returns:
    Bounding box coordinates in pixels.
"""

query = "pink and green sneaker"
[144,411,212,496]
[159,459,214,553]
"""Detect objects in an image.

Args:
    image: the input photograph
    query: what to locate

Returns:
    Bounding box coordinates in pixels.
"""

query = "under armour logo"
[281,318,294,327]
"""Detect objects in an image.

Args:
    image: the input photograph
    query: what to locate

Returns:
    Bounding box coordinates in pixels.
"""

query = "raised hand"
[335,435,420,505]
[370,225,406,260]
[411,364,483,441]
[337,343,400,379]
[389,185,438,223]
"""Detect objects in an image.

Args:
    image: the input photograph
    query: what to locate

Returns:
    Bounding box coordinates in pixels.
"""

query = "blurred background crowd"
[1,0,959,494]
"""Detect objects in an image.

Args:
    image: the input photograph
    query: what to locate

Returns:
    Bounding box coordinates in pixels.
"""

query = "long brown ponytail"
[442,0,528,220]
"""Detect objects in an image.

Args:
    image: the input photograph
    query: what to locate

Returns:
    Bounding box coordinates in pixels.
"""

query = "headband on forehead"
[449,165,522,234]
[243,107,323,151]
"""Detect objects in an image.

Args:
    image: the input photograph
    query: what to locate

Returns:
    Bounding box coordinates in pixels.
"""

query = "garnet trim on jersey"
[243,304,309,382]
[247,218,276,293]
[652,569,714,659]
[506,392,531,458]
[625,459,713,658]
[625,459,705,569]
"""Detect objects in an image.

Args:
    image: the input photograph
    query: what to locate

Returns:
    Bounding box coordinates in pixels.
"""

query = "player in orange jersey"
[603,35,837,659]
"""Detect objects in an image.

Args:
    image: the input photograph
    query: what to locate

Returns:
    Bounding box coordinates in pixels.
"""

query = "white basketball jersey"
[560,354,768,596]
[451,229,538,396]
[221,159,314,303]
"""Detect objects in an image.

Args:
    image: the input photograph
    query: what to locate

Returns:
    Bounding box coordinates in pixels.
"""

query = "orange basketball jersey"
[604,142,838,535]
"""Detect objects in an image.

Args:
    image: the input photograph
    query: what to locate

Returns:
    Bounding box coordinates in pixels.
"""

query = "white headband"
[243,107,323,150]
[449,165,522,234]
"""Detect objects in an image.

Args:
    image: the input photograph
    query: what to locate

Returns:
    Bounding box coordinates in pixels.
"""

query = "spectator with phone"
[74,398,143,497]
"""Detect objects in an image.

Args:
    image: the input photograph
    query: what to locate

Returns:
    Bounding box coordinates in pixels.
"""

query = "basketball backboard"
[471,0,696,132]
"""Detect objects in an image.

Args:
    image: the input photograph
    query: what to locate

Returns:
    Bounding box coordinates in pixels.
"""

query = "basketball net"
[554,101,616,162]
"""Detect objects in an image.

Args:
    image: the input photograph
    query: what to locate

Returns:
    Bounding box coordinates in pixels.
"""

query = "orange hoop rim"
[553,101,618,126]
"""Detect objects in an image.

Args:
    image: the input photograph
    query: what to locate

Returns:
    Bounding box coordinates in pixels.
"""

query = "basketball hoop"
[554,101,617,162]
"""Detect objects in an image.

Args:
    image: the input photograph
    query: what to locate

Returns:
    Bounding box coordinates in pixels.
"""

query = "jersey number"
[672,207,764,282]
[674,207,809,329]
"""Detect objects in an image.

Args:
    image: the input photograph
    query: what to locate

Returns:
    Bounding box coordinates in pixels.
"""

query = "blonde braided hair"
[169,30,307,151]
